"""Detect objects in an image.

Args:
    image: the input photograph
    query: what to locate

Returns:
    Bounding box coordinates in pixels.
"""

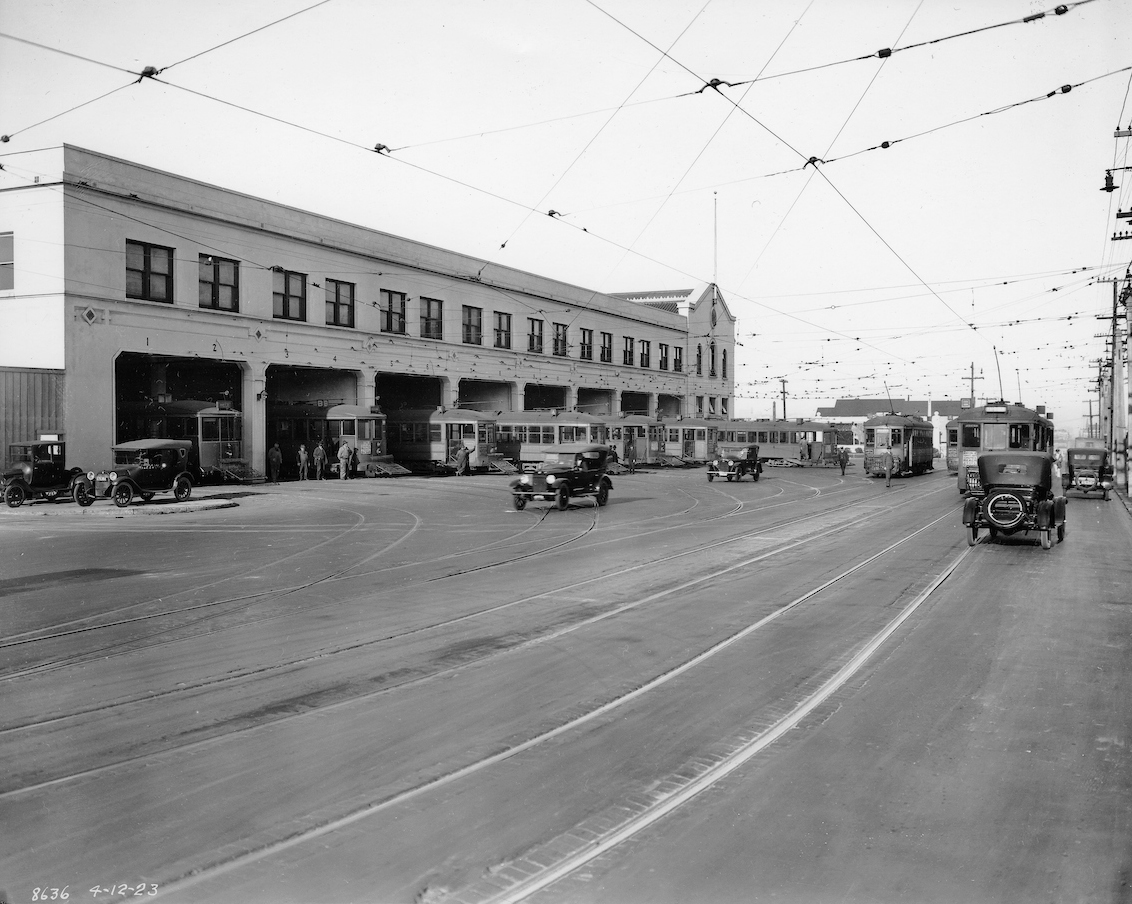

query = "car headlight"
[519,475,531,486]
[87,471,95,480]
[545,474,557,485]
[109,471,118,481]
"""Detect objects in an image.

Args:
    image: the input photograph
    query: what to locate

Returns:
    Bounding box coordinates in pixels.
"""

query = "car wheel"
[596,483,609,506]
[113,483,134,507]
[988,526,998,540]
[726,474,733,482]
[5,484,27,508]
[966,524,979,546]
[513,494,527,510]
[140,492,155,502]
[173,475,193,502]
[73,483,95,507]
[1040,529,1052,550]
[555,486,569,511]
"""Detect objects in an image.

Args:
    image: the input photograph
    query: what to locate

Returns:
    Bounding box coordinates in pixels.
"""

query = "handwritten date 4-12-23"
[30,885,159,900]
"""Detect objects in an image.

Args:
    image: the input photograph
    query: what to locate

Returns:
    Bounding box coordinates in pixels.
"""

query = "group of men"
[266,439,354,483]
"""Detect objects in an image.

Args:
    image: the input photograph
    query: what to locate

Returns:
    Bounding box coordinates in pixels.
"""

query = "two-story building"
[0,145,736,473]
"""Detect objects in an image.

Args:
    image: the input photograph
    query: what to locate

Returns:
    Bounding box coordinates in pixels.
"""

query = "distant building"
[0,145,736,472]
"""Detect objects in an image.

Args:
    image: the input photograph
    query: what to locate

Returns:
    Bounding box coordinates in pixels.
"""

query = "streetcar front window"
[981,423,1008,450]
[961,424,980,448]
[890,429,902,446]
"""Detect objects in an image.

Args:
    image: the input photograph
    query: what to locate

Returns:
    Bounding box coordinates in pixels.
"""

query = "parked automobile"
[76,439,197,507]
[962,451,1066,549]
[707,445,762,482]
[510,443,612,510]
[1063,447,1113,500]
[2,441,88,507]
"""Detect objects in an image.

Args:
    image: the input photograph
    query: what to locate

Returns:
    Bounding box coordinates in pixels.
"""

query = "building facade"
[0,145,736,472]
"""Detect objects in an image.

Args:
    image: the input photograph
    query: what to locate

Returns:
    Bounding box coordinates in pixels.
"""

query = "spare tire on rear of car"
[983,490,1026,530]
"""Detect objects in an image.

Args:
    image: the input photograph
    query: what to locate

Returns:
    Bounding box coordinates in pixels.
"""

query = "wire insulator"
[877,48,892,58]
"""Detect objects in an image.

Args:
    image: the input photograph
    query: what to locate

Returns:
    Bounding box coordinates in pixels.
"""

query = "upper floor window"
[127,240,173,303]
[494,311,511,349]
[325,278,355,327]
[421,297,443,339]
[463,305,482,344]
[600,331,613,364]
[622,336,635,366]
[721,397,729,418]
[708,396,717,416]
[696,344,703,375]
[0,232,12,291]
[696,395,704,416]
[553,323,568,357]
[722,349,727,379]
[528,318,544,353]
[639,340,651,368]
[659,343,669,371]
[199,255,239,312]
[674,346,683,373]
[579,328,594,361]
[381,289,406,334]
[709,341,717,377]
[273,268,306,321]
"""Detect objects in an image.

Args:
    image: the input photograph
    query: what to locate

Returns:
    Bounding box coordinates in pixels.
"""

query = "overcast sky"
[2,0,1130,436]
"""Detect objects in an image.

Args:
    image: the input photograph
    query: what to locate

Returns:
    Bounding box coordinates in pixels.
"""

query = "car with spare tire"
[962,451,1065,549]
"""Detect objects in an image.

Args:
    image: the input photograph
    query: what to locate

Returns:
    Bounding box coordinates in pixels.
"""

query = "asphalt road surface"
[2,461,1130,904]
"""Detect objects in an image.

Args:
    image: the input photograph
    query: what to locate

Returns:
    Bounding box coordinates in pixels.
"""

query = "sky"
[2,0,1131,438]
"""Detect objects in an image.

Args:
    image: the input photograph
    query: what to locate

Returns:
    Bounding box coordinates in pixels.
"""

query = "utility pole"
[780,378,788,420]
[965,363,983,406]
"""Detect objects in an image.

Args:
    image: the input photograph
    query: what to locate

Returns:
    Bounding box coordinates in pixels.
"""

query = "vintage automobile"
[2,441,88,508]
[707,445,762,482]
[962,451,1066,550]
[1063,447,1113,500]
[75,438,197,507]
[510,443,612,510]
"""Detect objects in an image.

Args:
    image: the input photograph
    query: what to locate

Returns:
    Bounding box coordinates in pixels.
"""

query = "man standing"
[337,439,351,480]
[838,447,849,475]
[882,444,894,488]
[313,441,326,480]
[297,443,308,481]
[267,442,282,484]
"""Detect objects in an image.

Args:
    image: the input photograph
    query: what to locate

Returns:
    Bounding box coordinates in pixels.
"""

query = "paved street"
[2,464,1130,904]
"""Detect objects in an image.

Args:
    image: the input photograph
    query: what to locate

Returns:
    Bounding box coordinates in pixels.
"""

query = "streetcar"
[945,419,960,473]
[609,414,669,465]
[117,398,244,479]
[718,419,840,467]
[668,416,717,463]
[268,402,388,478]
[496,410,607,469]
[863,414,934,478]
[386,407,498,474]
[955,402,1054,494]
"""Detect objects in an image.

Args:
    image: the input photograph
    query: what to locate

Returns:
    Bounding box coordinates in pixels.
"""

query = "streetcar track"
[0,495,960,803]
[0,480,950,705]
[0,481,955,750]
[141,508,967,901]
